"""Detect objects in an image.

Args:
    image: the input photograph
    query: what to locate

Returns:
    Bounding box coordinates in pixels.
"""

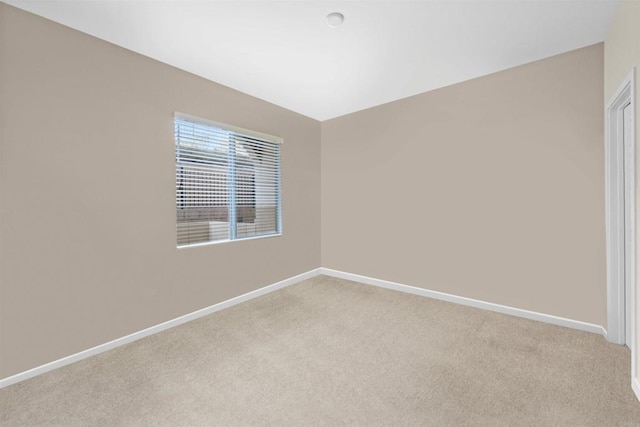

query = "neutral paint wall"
[604,0,640,394]
[0,3,321,379]
[322,44,606,326]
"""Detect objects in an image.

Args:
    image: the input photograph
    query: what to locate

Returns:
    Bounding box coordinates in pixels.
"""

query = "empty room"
[1,0,640,425]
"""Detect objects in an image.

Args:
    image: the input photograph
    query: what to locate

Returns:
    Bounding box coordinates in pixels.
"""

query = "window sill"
[176,232,282,249]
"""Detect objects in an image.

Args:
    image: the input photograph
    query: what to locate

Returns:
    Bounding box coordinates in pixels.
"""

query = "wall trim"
[633,377,640,402]
[1,267,608,390]
[319,268,606,336]
[0,268,322,389]
[605,66,637,347]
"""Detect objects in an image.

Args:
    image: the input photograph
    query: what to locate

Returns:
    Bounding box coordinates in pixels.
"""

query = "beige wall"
[0,4,321,379]
[0,2,613,382]
[322,44,606,326]
[604,0,640,393]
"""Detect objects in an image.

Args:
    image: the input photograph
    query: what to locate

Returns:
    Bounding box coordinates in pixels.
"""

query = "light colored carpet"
[1,275,639,426]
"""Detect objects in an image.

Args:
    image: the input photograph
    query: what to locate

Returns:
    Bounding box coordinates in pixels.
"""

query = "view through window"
[175,116,281,246]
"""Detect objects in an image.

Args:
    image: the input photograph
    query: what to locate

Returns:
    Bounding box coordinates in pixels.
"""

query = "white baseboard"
[0,268,322,389]
[319,268,607,336]
[1,266,609,390]
[633,377,640,402]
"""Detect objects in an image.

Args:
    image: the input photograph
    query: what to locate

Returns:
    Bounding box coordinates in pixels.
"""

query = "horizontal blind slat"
[175,116,281,246]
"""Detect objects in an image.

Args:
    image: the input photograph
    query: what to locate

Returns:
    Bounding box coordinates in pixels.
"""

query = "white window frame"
[175,113,283,248]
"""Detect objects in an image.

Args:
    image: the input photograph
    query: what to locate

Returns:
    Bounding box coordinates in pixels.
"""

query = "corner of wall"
[0,0,6,381]
[319,120,324,269]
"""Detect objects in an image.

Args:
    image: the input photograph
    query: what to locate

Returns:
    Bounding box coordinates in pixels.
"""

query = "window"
[175,115,282,247]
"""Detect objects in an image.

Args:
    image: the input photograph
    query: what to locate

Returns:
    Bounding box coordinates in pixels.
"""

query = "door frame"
[605,68,636,361]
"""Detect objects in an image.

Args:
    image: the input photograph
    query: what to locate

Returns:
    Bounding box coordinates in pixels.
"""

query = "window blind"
[175,116,281,246]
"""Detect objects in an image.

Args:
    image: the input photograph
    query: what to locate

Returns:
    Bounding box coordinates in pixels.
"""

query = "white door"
[606,70,635,348]
[624,102,634,347]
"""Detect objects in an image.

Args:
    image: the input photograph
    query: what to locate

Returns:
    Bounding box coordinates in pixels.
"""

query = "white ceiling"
[5,0,619,121]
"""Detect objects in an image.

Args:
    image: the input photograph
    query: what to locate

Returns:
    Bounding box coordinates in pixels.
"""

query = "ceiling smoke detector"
[326,12,344,28]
